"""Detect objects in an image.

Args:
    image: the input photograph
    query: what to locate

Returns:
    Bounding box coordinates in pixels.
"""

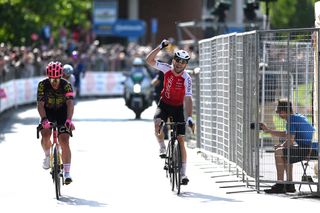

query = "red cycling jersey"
[153,61,192,106]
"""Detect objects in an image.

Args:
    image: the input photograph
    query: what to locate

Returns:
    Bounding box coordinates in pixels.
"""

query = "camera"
[250,122,263,130]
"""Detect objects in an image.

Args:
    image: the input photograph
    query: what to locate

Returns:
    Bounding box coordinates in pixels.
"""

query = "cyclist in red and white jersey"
[146,39,194,185]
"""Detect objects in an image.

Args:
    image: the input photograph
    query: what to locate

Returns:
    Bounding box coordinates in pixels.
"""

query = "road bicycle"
[160,119,187,195]
[37,121,72,200]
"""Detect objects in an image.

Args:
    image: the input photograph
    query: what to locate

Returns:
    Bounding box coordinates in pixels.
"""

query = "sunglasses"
[49,78,61,84]
[174,57,188,64]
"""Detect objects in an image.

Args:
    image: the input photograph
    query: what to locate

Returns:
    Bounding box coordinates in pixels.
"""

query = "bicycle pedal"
[163,165,168,170]
[159,154,166,159]
[181,178,189,185]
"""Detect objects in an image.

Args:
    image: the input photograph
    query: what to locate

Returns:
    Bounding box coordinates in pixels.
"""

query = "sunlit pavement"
[0,98,319,213]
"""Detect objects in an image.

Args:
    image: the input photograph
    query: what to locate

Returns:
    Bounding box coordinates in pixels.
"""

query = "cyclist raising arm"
[146,39,194,185]
[37,61,75,185]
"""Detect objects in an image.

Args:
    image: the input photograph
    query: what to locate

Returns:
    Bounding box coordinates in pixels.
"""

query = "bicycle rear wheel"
[53,147,61,200]
[173,142,182,194]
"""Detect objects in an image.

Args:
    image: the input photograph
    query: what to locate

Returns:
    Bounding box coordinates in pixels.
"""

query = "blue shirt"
[287,113,315,147]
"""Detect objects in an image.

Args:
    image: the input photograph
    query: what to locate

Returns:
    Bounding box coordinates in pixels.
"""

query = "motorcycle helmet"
[63,64,74,76]
[46,61,63,78]
[132,57,144,66]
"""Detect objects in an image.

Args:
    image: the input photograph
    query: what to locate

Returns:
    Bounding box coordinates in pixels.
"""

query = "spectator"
[59,22,68,50]
[71,51,86,99]
[260,99,316,194]
[41,24,52,47]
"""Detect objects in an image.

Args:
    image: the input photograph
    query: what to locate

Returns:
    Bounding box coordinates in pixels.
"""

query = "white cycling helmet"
[174,50,191,61]
[63,64,74,76]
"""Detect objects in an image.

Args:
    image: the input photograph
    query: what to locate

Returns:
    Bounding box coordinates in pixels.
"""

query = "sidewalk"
[183,145,320,210]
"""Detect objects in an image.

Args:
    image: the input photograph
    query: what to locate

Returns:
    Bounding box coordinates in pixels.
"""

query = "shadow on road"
[73,117,153,122]
[58,195,107,207]
[179,191,242,203]
[0,105,39,136]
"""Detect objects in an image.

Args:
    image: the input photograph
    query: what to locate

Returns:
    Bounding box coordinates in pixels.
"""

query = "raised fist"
[159,39,169,50]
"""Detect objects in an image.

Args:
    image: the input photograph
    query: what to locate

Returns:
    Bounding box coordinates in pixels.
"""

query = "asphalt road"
[0,98,319,213]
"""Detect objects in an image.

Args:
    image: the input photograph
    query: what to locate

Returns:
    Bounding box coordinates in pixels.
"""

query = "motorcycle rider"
[131,57,153,79]
[123,57,153,119]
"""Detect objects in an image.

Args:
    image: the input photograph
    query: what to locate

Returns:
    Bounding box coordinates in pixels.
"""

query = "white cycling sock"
[63,163,71,174]
[181,162,187,176]
[45,149,50,157]
[158,140,165,149]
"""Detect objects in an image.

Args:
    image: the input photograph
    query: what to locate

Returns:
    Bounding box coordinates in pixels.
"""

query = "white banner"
[0,72,125,114]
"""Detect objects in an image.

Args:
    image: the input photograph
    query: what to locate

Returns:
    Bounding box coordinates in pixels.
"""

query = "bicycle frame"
[37,122,65,200]
[162,120,185,195]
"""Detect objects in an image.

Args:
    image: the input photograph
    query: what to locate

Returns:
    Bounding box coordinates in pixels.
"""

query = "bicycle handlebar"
[36,122,73,139]
[158,120,195,135]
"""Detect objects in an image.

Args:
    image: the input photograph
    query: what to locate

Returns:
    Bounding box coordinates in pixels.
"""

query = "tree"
[267,0,316,29]
[0,0,92,46]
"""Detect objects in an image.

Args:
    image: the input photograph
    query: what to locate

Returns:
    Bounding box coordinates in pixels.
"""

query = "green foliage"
[268,0,317,29]
[293,83,313,107]
[0,0,92,45]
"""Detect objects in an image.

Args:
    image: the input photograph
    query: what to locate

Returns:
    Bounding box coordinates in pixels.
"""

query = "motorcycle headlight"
[133,84,141,93]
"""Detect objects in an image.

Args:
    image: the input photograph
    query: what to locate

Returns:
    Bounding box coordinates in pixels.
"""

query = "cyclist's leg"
[177,136,186,165]
[57,108,73,184]
[56,109,71,164]
[40,128,52,169]
[154,101,168,157]
[41,108,56,168]
[177,135,189,185]
[174,105,188,179]
[58,129,72,184]
[42,108,54,157]
[58,131,71,166]
[40,128,52,153]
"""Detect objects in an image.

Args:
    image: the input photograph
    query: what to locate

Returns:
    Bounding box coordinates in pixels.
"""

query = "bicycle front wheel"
[166,139,175,191]
[53,148,61,200]
[173,142,182,194]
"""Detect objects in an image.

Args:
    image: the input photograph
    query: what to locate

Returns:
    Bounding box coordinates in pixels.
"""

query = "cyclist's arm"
[184,96,193,118]
[37,101,47,120]
[146,46,161,67]
[184,74,193,118]
[37,81,47,120]
[66,99,74,120]
[151,77,160,87]
[65,82,75,120]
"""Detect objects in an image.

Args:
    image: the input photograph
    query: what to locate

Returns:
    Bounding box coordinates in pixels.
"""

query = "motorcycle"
[123,66,154,119]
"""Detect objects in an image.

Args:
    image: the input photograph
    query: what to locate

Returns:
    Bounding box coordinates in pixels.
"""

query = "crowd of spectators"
[0,31,198,84]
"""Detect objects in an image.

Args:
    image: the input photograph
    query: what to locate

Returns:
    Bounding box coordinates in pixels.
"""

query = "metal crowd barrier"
[197,28,320,193]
